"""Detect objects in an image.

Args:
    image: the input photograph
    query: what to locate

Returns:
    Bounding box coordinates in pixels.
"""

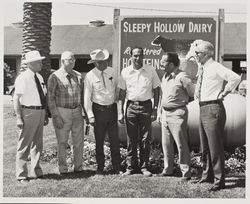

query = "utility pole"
[112,9,120,78]
[218,9,224,63]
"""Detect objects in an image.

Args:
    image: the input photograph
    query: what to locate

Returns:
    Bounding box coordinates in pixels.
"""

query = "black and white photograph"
[1,0,248,202]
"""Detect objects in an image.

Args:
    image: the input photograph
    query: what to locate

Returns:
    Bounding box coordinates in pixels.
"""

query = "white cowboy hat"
[23,50,45,63]
[87,49,109,64]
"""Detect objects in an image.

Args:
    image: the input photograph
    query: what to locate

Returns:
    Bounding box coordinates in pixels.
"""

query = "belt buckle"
[134,101,139,105]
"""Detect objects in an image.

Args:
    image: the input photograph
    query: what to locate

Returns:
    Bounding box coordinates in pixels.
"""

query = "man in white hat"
[84,49,121,174]
[192,40,240,191]
[47,51,85,175]
[13,50,49,183]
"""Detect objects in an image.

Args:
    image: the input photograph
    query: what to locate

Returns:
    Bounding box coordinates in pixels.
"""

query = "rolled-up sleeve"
[181,73,195,97]
[14,75,25,95]
[216,64,241,92]
[118,71,126,90]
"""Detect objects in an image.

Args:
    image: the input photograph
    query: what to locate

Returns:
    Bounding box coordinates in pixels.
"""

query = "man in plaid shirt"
[47,51,85,175]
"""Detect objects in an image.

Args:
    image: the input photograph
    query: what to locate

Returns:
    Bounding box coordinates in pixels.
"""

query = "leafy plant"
[40,140,245,175]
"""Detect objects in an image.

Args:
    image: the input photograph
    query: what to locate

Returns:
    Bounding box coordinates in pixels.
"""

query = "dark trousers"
[199,102,226,187]
[92,103,120,170]
[125,100,152,171]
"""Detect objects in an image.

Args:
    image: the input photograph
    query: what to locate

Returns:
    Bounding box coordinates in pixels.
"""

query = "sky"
[2,0,247,26]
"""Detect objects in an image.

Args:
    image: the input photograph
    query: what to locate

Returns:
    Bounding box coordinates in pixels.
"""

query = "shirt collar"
[203,58,214,69]
[129,64,147,73]
[164,69,180,79]
[27,68,36,76]
[94,67,110,75]
[59,67,74,77]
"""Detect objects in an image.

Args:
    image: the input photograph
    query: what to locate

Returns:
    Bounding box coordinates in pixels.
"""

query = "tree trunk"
[22,2,52,83]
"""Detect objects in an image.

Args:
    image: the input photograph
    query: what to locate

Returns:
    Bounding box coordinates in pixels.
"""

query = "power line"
[65,2,246,15]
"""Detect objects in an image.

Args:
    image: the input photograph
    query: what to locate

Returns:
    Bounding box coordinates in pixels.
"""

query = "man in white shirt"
[192,41,241,191]
[84,49,121,174]
[118,47,160,177]
[13,50,49,183]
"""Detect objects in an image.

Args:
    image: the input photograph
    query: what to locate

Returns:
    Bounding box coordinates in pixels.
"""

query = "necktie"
[101,71,106,88]
[66,74,72,85]
[167,74,173,81]
[34,73,46,107]
[195,66,203,100]
[164,73,172,81]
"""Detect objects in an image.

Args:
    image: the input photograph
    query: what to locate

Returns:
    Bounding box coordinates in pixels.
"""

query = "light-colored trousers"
[53,106,84,173]
[16,108,45,180]
[161,107,191,177]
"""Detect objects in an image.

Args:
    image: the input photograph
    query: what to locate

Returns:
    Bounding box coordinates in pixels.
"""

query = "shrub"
[40,140,245,175]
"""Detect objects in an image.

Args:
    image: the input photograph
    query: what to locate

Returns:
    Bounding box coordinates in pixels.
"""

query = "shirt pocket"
[93,81,105,91]
[141,77,152,89]
[170,84,182,96]
[57,83,71,94]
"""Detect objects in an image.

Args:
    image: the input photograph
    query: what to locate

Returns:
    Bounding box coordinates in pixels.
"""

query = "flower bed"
[41,139,245,175]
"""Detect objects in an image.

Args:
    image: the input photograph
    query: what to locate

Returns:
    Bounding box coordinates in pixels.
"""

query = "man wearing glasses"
[192,41,240,191]
[47,51,85,175]
[157,52,195,181]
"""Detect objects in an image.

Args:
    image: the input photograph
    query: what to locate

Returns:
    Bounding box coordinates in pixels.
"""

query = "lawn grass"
[2,105,246,198]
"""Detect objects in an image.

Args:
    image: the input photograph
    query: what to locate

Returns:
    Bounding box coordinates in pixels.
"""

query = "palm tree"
[21,2,52,83]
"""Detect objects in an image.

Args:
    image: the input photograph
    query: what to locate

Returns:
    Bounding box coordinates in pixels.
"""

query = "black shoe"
[112,165,122,175]
[113,170,123,175]
[192,178,214,184]
[59,172,68,176]
[96,169,104,175]
[74,170,84,174]
[29,174,44,180]
[209,184,225,191]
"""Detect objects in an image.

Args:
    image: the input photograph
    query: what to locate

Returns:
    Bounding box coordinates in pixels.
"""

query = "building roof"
[4,24,114,56]
[4,26,22,55]
[224,23,246,56]
[51,25,113,55]
[4,23,246,56]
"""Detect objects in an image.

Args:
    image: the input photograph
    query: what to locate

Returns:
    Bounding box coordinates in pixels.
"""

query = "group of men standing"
[13,40,240,191]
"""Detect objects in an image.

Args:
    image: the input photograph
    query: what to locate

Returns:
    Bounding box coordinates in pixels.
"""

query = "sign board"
[119,16,218,79]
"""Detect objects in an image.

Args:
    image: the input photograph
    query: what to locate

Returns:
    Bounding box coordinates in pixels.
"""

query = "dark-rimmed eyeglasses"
[195,51,204,55]
[64,58,75,62]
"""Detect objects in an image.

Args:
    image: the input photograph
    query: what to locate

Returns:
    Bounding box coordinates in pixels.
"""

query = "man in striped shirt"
[47,51,85,175]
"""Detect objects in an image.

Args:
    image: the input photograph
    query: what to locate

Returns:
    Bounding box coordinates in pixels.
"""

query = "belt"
[58,105,80,109]
[127,99,151,106]
[21,105,44,110]
[163,105,186,111]
[93,102,115,109]
[199,100,223,106]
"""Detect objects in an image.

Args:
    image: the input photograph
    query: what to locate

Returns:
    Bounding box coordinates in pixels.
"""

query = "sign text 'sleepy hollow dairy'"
[119,17,218,79]
[123,22,213,33]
